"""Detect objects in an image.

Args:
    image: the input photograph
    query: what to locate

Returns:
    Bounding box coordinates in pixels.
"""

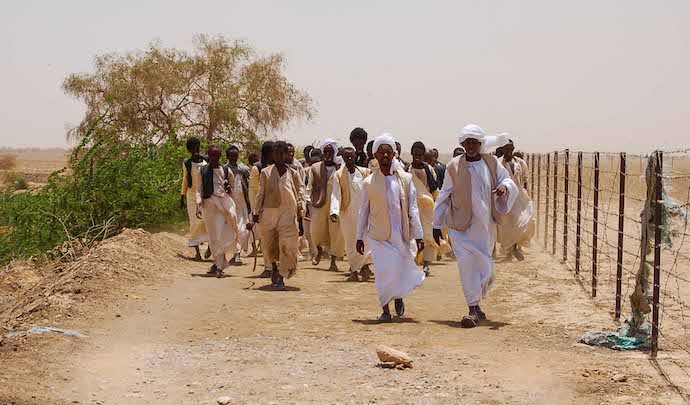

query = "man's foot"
[328,256,339,272]
[460,314,478,328]
[378,313,392,323]
[194,252,202,261]
[394,299,405,317]
[312,247,323,265]
[346,271,360,282]
[476,305,487,320]
[512,246,525,261]
[361,266,371,282]
[423,262,430,276]
[230,254,243,266]
[436,254,443,262]
[207,264,219,275]
[204,247,212,259]
[259,268,272,278]
[216,269,225,278]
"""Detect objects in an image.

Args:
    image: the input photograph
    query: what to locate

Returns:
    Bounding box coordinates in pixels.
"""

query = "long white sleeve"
[356,185,370,240]
[330,175,342,217]
[495,161,519,214]
[432,170,454,228]
[407,181,423,240]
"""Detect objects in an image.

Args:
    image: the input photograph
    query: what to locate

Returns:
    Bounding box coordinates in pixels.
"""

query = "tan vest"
[255,165,302,215]
[309,161,338,208]
[445,153,502,231]
[363,169,412,243]
[334,166,371,211]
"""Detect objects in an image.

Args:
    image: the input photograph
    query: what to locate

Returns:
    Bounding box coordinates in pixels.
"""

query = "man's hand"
[492,184,508,197]
[433,228,443,246]
[180,195,186,210]
[356,240,365,255]
[195,203,203,219]
[252,214,260,224]
[246,222,253,231]
[416,239,424,253]
[330,214,339,223]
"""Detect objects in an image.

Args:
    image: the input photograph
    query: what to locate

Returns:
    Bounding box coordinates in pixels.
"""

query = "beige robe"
[307,164,345,257]
[498,157,535,252]
[330,167,372,272]
[410,166,451,263]
[257,169,301,278]
[182,160,209,247]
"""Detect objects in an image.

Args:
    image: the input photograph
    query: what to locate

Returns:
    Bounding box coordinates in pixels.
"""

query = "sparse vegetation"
[0,35,314,265]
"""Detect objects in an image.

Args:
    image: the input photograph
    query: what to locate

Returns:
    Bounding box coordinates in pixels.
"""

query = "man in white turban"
[357,133,425,322]
[432,125,518,328]
[497,137,535,260]
[306,138,346,271]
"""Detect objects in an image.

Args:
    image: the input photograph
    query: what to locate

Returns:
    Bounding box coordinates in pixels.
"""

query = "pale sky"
[1,0,689,153]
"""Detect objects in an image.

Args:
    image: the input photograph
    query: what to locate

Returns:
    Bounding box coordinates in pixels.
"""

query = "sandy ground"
[0,231,687,404]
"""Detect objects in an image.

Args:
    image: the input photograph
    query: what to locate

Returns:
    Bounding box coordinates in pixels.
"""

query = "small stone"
[217,396,232,405]
[612,374,627,382]
[376,345,413,367]
[115,314,121,318]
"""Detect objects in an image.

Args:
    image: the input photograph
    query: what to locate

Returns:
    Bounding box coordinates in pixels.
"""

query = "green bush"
[0,138,188,264]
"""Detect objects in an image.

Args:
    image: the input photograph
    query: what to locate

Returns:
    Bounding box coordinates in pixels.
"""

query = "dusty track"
[0,232,685,404]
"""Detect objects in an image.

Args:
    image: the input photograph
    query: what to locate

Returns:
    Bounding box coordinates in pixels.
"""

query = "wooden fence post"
[545,153,551,249]
[575,152,582,274]
[615,152,626,320]
[552,152,559,255]
[537,154,542,235]
[592,152,600,297]
[563,150,570,262]
[651,151,663,358]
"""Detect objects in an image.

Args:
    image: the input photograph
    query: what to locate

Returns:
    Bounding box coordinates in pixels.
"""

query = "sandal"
[460,314,478,328]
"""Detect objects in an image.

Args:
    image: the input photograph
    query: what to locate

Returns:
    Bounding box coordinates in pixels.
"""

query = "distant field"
[0,148,68,185]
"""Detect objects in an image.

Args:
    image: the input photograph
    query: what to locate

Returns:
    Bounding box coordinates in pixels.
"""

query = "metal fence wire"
[525,149,690,372]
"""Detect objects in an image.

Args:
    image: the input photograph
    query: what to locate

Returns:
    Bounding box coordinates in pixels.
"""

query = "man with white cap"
[356,133,425,322]
[306,138,346,271]
[432,125,518,328]
[330,147,373,282]
[497,137,534,261]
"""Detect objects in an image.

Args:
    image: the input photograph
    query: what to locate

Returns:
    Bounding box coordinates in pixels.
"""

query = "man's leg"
[328,254,339,272]
[379,302,392,322]
[193,245,202,261]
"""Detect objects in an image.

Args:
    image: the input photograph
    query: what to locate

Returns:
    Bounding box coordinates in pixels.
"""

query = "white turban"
[319,138,344,166]
[373,133,396,154]
[458,124,510,153]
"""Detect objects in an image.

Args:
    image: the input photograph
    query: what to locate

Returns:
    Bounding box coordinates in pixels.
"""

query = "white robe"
[432,160,517,306]
[196,168,241,270]
[230,168,251,253]
[498,157,535,251]
[330,169,372,273]
[357,174,425,307]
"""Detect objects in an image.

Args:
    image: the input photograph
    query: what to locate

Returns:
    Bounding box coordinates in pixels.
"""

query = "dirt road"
[0,232,685,404]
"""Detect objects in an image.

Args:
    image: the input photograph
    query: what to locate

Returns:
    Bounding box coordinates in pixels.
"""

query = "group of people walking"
[181,125,534,327]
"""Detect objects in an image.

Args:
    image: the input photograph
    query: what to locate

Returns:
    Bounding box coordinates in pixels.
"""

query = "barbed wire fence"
[525,148,690,378]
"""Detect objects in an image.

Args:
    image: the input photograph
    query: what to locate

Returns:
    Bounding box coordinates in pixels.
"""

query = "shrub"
[0,137,188,264]
[0,154,17,171]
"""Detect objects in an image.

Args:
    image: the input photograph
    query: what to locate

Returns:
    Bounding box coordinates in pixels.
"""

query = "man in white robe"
[497,137,535,261]
[225,145,251,265]
[181,137,210,260]
[330,147,372,282]
[195,145,241,276]
[433,125,518,328]
[357,133,425,322]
